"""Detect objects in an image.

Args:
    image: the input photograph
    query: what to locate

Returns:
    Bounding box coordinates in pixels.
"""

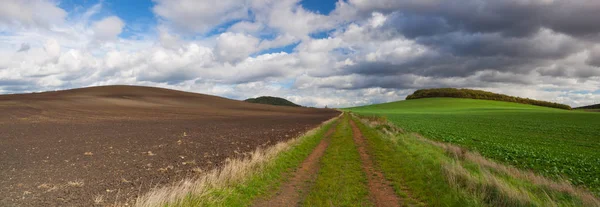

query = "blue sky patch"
[253,42,300,57]
[300,0,338,15]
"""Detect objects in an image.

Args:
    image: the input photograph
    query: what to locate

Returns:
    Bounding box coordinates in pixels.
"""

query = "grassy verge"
[134,117,338,207]
[351,114,600,207]
[303,114,371,206]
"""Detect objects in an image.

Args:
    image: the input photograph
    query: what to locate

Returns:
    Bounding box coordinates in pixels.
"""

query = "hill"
[575,103,600,110]
[347,97,600,196]
[406,88,571,110]
[0,85,322,122]
[0,85,339,206]
[244,96,301,107]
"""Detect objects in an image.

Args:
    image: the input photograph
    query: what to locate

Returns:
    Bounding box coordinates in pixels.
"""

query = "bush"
[244,96,301,107]
[406,88,572,110]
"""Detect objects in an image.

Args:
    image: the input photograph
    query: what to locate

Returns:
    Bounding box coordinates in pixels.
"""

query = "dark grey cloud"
[16,43,30,52]
[587,48,600,67]
[308,73,502,91]
[382,13,452,39]
[319,0,600,95]
[344,55,538,78]
[360,0,600,38]
[416,32,582,59]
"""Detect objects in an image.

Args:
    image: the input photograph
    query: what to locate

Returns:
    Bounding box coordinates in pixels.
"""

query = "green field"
[347,98,600,194]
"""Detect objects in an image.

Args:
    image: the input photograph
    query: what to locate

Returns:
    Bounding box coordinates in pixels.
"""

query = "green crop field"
[347,98,600,194]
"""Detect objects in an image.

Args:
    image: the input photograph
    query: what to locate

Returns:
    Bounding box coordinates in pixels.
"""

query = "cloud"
[251,0,337,39]
[215,32,260,63]
[587,46,600,67]
[17,43,30,52]
[153,0,248,33]
[0,0,66,30]
[342,0,600,38]
[92,16,125,41]
[1,0,600,109]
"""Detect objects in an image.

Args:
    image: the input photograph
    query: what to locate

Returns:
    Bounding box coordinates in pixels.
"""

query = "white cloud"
[228,21,265,34]
[92,16,125,41]
[0,0,67,30]
[153,0,248,33]
[44,39,61,58]
[250,0,339,39]
[215,32,260,63]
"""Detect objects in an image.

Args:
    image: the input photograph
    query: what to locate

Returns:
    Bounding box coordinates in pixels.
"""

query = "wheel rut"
[253,120,339,207]
[350,119,403,207]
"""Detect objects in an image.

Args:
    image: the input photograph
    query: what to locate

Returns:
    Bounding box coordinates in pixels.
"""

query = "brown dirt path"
[350,119,402,207]
[253,119,339,207]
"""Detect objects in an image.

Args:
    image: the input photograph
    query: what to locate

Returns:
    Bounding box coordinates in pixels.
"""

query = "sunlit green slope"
[347,98,600,194]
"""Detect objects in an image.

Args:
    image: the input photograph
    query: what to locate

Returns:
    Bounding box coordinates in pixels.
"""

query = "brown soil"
[350,119,402,207]
[0,85,340,207]
[253,119,338,207]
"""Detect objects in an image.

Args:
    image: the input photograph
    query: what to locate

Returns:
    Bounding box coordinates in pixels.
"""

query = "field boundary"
[133,115,340,207]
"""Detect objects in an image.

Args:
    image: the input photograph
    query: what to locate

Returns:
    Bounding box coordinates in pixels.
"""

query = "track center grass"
[303,114,372,206]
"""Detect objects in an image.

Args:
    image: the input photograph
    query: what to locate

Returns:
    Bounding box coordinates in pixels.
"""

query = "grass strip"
[136,117,338,207]
[351,115,478,206]
[303,114,371,206]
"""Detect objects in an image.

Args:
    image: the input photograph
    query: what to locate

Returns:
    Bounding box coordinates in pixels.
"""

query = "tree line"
[406,88,572,110]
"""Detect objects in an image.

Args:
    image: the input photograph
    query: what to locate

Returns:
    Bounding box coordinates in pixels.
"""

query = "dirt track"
[0,85,339,207]
[254,115,404,207]
[253,119,338,207]
[350,119,402,207]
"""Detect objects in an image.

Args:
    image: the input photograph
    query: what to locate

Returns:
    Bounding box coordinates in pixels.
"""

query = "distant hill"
[406,88,572,110]
[244,96,301,107]
[0,85,330,122]
[575,104,600,111]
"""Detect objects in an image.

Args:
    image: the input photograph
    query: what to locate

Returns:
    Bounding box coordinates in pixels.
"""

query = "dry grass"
[442,161,534,206]
[354,114,600,206]
[68,180,85,188]
[94,194,105,205]
[412,133,600,206]
[133,116,339,207]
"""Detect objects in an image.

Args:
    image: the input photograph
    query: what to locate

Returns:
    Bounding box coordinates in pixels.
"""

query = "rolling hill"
[575,103,600,111]
[0,85,322,123]
[244,96,301,107]
[406,88,572,110]
[0,85,339,206]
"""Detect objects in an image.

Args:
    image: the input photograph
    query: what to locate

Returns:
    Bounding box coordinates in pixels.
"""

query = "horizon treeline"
[575,104,600,109]
[406,88,572,110]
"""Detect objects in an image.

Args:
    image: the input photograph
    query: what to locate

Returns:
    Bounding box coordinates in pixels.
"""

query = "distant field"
[347,98,600,194]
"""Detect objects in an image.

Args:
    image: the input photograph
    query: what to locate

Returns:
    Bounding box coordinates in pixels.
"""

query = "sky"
[1,0,599,107]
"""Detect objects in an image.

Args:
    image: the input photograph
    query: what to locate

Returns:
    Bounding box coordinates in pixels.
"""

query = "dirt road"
[254,114,405,207]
